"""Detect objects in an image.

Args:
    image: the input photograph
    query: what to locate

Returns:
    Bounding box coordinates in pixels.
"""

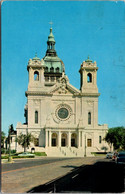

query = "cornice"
[25,91,53,97]
[73,93,100,97]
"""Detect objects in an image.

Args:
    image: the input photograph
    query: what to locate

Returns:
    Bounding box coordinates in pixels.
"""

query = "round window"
[58,108,69,119]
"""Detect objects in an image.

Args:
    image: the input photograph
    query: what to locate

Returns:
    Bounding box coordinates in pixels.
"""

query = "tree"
[1,131,6,148]
[104,126,125,151]
[16,132,35,152]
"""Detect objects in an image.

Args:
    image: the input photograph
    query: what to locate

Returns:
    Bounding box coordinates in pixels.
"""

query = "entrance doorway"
[71,133,77,147]
[61,138,66,146]
[52,133,58,147]
[61,133,67,147]
[71,138,75,147]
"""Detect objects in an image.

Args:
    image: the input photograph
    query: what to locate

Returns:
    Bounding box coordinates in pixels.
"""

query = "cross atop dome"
[85,55,93,63]
[49,21,53,28]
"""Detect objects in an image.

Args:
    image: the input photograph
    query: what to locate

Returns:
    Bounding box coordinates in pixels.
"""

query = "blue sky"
[2,1,125,135]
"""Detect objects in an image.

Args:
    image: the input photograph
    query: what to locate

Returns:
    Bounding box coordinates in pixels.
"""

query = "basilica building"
[16,28,109,156]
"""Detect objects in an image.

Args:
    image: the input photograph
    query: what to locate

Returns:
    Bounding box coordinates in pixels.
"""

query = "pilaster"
[46,130,48,147]
[68,132,71,147]
[49,130,51,147]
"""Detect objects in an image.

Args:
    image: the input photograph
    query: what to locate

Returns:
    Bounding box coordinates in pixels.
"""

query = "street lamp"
[84,134,86,157]
[8,125,12,162]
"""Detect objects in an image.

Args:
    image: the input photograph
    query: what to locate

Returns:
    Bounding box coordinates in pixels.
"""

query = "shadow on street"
[27,160,124,193]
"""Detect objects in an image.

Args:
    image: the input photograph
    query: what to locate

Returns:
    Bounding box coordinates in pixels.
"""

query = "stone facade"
[16,28,110,156]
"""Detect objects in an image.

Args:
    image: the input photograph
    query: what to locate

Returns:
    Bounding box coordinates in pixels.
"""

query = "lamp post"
[8,125,12,162]
[84,134,86,157]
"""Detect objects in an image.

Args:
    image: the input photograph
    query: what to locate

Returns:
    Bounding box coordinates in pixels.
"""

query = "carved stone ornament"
[34,99,40,105]
[87,100,94,106]
[58,83,67,94]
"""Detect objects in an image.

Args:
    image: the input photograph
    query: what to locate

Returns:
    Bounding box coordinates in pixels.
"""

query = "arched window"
[34,71,39,81]
[87,73,92,83]
[35,111,38,124]
[45,67,48,73]
[56,67,60,73]
[51,77,54,82]
[88,112,91,125]
[50,67,54,73]
[99,136,102,144]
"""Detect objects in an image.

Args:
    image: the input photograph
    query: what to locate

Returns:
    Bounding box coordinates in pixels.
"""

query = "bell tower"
[27,53,45,91]
[79,56,99,94]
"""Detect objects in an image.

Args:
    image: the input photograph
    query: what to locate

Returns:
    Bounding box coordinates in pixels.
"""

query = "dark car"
[116,152,125,164]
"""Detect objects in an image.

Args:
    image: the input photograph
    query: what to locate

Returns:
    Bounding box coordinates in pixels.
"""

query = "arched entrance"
[61,133,67,147]
[52,133,58,147]
[71,133,77,147]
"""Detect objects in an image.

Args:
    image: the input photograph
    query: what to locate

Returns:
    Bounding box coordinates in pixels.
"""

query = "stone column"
[78,131,80,148]
[82,131,84,148]
[41,68,44,86]
[45,130,48,147]
[68,132,71,147]
[49,130,51,147]
[84,133,86,157]
[29,68,33,84]
[58,131,61,147]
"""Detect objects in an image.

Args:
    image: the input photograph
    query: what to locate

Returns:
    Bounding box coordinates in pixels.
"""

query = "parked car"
[18,152,35,156]
[116,151,125,164]
[106,152,114,159]
[112,152,118,161]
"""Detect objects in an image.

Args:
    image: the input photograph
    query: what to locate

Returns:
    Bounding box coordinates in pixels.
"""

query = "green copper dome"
[48,28,55,43]
[43,28,65,74]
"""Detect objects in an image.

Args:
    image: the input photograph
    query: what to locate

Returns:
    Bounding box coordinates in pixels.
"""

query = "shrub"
[13,155,35,158]
[1,149,16,154]
[33,152,47,156]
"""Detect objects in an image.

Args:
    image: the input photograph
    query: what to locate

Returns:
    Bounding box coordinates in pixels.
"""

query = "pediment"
[50,82,80,95]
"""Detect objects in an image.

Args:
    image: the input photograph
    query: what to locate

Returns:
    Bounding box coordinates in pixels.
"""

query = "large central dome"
[43,28,65,75]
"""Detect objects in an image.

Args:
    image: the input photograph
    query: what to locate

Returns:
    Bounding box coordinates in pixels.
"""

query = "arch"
[52,133,58,147]
[56,67,60,73]
[71,133,77,147]
[61,133,67,147]
[87,73,92,83]
[50,67,54,73]
[35,111,38,124]
[45,67,48,73]
[88,112,91,125]
[34,71,39,81]
[51,77,54,82]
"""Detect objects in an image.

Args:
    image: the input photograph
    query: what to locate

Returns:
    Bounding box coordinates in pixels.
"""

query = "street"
[2,157,125,193]
[28,160,125,193]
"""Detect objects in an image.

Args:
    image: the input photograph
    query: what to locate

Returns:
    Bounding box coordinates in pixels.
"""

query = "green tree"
[16,132,34,152]
[1,131,6,148]
[105,126,125,151]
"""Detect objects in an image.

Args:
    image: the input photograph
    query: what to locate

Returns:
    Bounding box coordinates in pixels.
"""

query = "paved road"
[2,157,101,193]
[28,160,125,193]
[2,157,77,172]
[2,157,124,193]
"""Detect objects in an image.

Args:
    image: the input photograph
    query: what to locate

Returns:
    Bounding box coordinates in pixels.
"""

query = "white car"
[106,152,114,159]
[18,152,35,157]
